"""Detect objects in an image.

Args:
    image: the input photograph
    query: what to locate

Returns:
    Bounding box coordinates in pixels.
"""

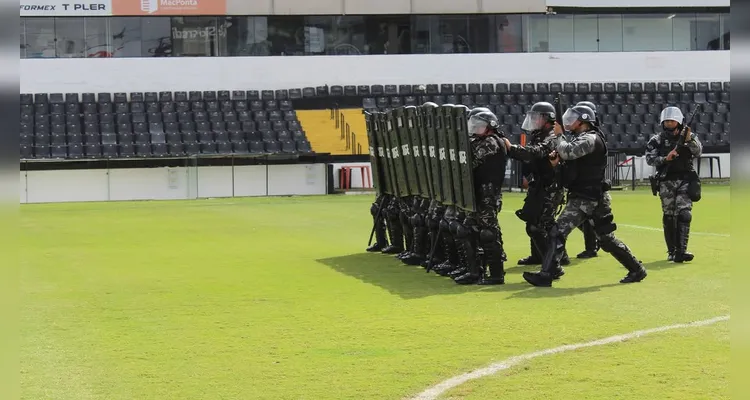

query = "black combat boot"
[433,235,459,276]
[601,240,648,283]
[454,238,482,285]
[662,214,677,261]
[523,238,566,287]
[402,228,427,266]
[673,219,694,263]
[477,243,506,285]
[577,221,599,258]
[366,217,388,252]
[381,218,404,254]
[517,239,542,265]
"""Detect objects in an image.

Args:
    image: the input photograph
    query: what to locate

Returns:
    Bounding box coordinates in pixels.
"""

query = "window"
[141,17,172,57]
[363,16,411,54]
[597,14,623,52]
[55,17,85,57]
[171,17,222,57]
[301,16,367,55]
[267,17,305,56]
[523,15,548,52]
[110,17,143,57]
[20,19,26,58]
[411,15,493,54]
[84,17,109,57]
[720,13,729,50]
[24,18,56,58]
[225,16,272,56]
[671,14,694,51]
[573,15,598,52]
[494,15,522,53]
[548,15,574,52]
[622,14,673,51]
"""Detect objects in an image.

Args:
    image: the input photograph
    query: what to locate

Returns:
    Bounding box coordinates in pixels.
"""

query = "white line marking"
[408,315,729,400]
[617,223,730,237]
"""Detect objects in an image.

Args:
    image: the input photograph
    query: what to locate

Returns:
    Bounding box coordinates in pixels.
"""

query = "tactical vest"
[656,130,695,179]
[527,128,557,189]
[565,130,608,199]
[473,134,507,191]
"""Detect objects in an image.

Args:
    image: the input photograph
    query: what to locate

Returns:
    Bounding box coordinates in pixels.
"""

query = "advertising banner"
[20,0,227,16]
[21,0,112,16]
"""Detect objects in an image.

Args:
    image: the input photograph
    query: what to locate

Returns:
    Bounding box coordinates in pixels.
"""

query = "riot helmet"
[521,101,556,131]
[561,105,597,132]
[575,101,598,115]
[660,106,684,133]
[468,111,499,136]
[468,106,492,119]
[422,101,439,108]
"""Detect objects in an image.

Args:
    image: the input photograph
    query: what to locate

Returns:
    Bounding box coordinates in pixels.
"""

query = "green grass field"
[20,186,730,400]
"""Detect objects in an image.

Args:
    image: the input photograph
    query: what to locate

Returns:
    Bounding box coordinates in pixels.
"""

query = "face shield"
[521,112,547,132]
[561,108,580,131]
[467,117,489,136]
[660,107,684,124]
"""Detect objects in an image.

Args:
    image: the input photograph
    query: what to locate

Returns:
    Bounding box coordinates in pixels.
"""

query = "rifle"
[424,223,443,273]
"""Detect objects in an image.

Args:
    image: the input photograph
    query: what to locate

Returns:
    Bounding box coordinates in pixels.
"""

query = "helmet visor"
[467,117,489,136]
[660,107,684,124]
[521,112,547,131]
[561,108,580,130]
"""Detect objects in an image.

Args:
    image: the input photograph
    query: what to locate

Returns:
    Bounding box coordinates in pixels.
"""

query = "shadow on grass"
[642,259,690,271]
[317,252,626,300]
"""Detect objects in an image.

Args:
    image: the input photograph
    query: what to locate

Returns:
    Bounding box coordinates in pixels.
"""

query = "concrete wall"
[19,163,328,203]
[20,51,730,94]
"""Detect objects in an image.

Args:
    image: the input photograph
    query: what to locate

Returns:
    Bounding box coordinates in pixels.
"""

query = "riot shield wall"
[436,106,456,205]
[415,107,434,200]
[404,106,430,199]
[395,108,420,197]
[424,106,444,203]
[364,111,383,195]
[386,111,411,198]
[375,112,398,196]
[452,106,477,212]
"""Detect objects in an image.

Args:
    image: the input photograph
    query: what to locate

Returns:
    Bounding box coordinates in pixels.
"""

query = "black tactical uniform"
[523,105,647,287]
[508,102,568,269]
[453,111,508,285]
[366,194,390,252]
[645,106,702,262]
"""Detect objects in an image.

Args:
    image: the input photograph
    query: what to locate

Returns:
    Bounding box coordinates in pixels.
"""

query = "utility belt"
[649,170,701,202]
[567,180,611,201]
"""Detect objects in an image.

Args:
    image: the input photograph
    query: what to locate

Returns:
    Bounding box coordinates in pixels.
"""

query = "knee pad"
[427,217,440,230]
[370,202,379,217]
[410,213,423,227]
[598,236,617,253]
[451,221,471,239]
[526,223,543,236]
[677,209,692,223]
[440,219,451,232]
[593,213,617,236]
[479,228,498,244]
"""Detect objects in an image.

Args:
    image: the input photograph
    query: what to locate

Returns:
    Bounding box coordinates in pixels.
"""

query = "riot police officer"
[453,110,508,285]
[503,102,568,270]
[366,194,390,252]
[573,101,601,259]
[645,106,702,262]
[523,105,647,287]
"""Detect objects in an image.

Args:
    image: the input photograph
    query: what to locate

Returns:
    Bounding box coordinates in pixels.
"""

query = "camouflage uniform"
[645,129,702,261]
[523,129,647,287]
[453,133,508,285]
[508,128,566,265]
[366,193,390,252]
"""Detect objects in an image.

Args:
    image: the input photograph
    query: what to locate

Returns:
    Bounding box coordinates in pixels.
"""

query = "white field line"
[408,315,730,400]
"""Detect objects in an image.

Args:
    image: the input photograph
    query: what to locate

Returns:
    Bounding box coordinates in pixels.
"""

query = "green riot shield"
[414,107,433,199]
[395,108,420,197]
[364,111,383,195]
[423,106,443,203]
[436,106,456,205]
[452,106,477,212]
[376,112,398,196]
[404,107,429,198]
[372,112,394,195]
[386,110,410,197]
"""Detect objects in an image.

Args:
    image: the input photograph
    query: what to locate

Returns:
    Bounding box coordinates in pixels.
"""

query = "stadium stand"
[20,90,313,160]
[20,81,730,159]
[340,81,730,155]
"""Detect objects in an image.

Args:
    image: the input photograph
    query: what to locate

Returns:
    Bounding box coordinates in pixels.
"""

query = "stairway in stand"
[296,109,367,155]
